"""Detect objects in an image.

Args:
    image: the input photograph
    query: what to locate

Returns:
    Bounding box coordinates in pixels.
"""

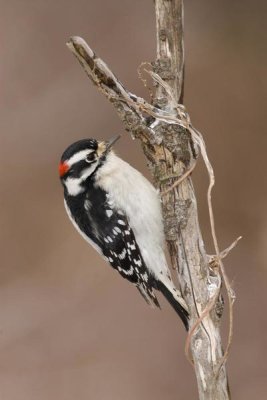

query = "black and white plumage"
[59,136,189,329]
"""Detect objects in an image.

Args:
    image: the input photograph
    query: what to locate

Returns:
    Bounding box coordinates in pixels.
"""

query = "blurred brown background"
[0,0,266,399]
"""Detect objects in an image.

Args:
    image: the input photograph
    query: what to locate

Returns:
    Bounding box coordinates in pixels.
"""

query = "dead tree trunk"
[66,1,233,398]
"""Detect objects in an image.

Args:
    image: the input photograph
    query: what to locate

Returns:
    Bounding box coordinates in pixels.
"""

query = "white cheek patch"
[64,164,99,196]
[65,177,84,196]
[67,149,94,167]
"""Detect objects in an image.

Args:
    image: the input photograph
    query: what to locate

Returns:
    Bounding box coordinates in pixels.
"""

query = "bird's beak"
[105,134,121,152]
[98,134,121,158]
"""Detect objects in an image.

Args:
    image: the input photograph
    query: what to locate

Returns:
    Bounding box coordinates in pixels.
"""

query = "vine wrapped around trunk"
[66,1,237,398]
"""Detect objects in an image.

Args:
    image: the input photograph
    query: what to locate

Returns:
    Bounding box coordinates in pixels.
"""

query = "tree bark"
[66,1,231,398]
[149,2,230,399]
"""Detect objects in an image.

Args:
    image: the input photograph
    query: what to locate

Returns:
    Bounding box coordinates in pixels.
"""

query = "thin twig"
[219,236,242,260]
[209,236,242,267]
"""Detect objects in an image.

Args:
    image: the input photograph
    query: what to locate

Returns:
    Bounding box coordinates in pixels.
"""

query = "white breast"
[95,152,171,282]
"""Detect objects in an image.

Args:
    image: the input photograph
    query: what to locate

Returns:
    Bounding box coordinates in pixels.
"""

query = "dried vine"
[66,1,240,398]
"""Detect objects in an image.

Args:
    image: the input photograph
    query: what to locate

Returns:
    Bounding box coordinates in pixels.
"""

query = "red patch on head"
[59,161,70,177]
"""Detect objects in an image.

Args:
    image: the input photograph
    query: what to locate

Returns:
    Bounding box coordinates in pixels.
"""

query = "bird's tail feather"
[156,280,189,330]
[136,284,160,308]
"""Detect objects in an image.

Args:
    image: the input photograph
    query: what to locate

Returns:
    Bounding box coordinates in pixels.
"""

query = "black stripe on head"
[61,139,98,163]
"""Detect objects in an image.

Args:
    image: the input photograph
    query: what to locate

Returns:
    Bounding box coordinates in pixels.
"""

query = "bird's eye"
[85,152,96,163]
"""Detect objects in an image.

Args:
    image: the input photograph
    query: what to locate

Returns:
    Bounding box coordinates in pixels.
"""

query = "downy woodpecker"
[59,135,189,329]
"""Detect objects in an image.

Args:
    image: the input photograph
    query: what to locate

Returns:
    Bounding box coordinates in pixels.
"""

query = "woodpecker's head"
[59,135,120,195]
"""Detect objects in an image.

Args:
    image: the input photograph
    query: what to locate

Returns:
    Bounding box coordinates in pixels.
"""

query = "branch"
[154,0,184,104]
[67,36,153,141]
[66,1,236,398]
[153,2,231,398]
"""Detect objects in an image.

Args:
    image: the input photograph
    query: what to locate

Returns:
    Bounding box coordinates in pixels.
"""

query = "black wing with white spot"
[65,185,160,308]
[101,195,160,308]
[101,211,160,308]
